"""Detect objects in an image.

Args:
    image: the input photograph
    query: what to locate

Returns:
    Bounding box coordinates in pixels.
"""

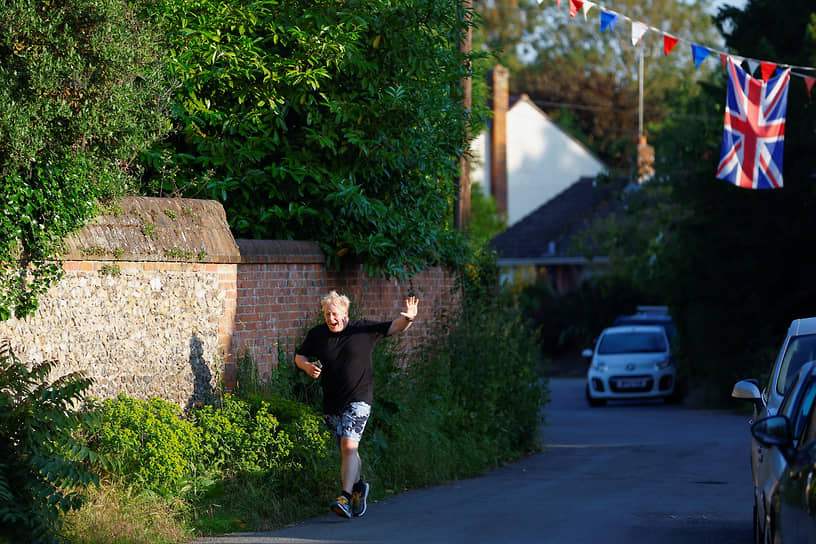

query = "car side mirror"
[751,415,794,451]
[732,379,763,408]
[581,349,593,358]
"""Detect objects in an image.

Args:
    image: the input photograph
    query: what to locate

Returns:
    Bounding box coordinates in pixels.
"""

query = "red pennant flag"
[663,34,679,56]
[720,53,728,71]
[760,61,777,82]
[557,0,561,7]
[805,76,816,99]
[569,0,583,17]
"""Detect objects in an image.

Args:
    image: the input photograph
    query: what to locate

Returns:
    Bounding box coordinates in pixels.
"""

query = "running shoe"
[351,481,370,517]
[331,495,352,519]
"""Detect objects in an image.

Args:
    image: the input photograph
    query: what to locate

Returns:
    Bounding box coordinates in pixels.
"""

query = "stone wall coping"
[61,197,330,266]
[63,196,242,264]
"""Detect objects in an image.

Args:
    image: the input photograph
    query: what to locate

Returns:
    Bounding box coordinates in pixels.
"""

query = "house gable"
[471,94,606,226]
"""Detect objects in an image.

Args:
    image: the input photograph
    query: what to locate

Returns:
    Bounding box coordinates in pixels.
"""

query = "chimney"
[490,64,509,217]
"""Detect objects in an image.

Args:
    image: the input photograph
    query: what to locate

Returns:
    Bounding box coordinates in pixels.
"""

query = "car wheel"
[586,384,606,407]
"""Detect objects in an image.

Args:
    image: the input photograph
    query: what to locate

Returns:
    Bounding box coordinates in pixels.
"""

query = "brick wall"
[0,197,460,407]
[231,240,460,384]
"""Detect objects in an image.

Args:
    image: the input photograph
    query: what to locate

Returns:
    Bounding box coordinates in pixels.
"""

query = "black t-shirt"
[296,319,391,414]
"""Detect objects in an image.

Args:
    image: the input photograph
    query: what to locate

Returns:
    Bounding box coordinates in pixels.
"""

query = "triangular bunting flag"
[760,61,777,82]
[691,44,711,68]
[569,0,583,17]
[805,76,816,99]
[720,53,728,70]
[631,21,648,46]
[600,11,619,33]
[581,1,594,20]
[747,59,759,76]
[716,57,790,189]
[663,34,679,56]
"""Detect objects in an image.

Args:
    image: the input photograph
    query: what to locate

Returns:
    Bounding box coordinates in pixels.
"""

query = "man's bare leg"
[340,437,361,493]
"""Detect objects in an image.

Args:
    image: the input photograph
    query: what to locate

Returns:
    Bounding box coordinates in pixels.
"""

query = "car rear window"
[777,334,816,396]
[597,331,667,355]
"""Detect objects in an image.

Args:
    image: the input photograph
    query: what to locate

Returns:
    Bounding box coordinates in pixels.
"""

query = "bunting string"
[546,0,816,93]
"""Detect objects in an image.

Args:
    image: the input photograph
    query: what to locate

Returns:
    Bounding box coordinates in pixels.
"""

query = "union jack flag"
[716,56,790,189]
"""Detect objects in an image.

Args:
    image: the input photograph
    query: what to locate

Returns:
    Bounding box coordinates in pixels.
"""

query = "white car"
[732,316,816,544]
[582,325,676,407]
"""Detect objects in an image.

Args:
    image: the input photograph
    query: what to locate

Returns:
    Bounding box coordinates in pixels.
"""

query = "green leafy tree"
[143,0,479,278]
[0,0,173,319]
[0,342,98,544]
[653,0,816,392]
[579,1,816,395]
[511,0,722,170]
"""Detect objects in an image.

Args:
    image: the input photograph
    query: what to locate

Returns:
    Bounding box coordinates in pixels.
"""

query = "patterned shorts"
[324,401,371,444]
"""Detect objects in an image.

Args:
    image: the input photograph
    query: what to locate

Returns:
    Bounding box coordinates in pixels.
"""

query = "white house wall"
[471,97,605,226]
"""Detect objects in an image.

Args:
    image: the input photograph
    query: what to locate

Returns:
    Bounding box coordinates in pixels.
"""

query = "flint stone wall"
[0,197,460,409]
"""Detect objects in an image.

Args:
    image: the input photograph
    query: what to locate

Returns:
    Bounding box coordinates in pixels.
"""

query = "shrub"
[86,396,200,496]
[364,300,547,493]
[0,342,98,544]
[192,394,294,475]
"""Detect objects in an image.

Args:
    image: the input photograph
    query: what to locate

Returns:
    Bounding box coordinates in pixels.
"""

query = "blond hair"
[321,290,350,313]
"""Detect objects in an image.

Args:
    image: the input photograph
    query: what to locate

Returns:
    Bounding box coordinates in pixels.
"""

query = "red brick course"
[229,240,461,385]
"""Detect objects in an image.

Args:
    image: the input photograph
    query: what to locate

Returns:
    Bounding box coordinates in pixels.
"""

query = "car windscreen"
[597,331,667,355]
[777,334,816,396]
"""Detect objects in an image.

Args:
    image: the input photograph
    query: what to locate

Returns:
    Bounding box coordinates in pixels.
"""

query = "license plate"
[616,378,647,389]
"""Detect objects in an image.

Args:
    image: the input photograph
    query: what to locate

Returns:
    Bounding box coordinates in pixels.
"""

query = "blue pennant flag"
[691,43,711,69]
[600,11,619,33]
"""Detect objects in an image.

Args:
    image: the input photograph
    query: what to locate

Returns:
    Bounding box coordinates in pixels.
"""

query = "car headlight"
[592,361,608,372]
[655,359,673,370]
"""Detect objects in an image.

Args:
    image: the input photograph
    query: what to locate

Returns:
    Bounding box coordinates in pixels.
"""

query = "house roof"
[489,176,626,264]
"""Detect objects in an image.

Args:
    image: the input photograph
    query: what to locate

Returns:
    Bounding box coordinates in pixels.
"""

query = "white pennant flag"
[631,21,648,46]
[582,1,595,21]
[746,59,759,76]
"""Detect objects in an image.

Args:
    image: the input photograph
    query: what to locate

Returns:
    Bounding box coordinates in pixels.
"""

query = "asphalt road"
[189,378,754,544]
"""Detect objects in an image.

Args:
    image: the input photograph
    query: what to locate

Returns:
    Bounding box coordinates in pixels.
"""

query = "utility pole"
[455,0,472,233]
[636,40,654,183]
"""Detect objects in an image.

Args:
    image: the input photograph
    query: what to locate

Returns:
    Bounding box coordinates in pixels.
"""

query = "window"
[777,334,816,396]
[791,382,816,441]
[597,331,668,355]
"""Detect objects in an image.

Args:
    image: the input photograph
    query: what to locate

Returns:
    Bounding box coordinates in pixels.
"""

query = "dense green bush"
[86,396,201,496]
[0,0,173,318]
[141,0,480,278]
[193,394,305,475]
[362,272,547,491]
[0,343,98,544]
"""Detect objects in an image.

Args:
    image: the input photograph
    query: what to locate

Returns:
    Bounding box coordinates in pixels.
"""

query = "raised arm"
[387,296,419,336]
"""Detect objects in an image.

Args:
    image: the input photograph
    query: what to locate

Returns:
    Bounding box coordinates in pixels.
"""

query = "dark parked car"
[751,360,816,544]
[613,306,676,340]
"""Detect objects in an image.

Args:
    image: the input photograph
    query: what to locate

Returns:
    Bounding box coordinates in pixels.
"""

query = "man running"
[295,290,419,518]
